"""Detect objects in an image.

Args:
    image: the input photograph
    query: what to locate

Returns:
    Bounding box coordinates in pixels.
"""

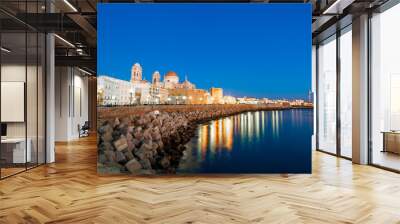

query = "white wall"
[55,67,89,141]
[55,67,69,141]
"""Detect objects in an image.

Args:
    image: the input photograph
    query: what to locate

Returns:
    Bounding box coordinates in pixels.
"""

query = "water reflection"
[178,109,313,173]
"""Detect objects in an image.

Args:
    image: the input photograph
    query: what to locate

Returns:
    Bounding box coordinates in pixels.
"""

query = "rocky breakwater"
[98,105,288,174]
[98,111,196,174]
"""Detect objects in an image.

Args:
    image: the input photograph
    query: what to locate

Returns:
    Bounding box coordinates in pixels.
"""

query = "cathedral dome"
[165,71,178,77]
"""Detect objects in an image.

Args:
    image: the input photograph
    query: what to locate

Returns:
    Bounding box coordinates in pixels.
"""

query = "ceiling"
[0,0,393,74]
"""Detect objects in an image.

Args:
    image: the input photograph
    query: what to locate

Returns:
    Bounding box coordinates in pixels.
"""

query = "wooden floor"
[1,136,400,224]
[373,151,400,171]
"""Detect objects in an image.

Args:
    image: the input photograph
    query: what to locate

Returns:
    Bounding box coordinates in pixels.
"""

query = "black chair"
[79,121,90,138]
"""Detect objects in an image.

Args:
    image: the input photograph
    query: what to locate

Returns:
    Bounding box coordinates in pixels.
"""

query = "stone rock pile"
[98,111,196,174]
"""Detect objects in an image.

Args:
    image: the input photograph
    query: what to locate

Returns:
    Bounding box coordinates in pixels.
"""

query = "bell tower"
[131,63,142,82]
[152,71,161,84]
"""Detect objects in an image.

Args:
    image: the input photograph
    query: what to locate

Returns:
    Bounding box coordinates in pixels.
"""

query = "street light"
[129,89,134,105]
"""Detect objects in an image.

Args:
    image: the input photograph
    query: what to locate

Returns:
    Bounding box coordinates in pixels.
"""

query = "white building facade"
[97,76,135,106]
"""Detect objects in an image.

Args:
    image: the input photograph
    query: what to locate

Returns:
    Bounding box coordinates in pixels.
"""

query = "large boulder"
[124,151,135,160]
[101,131,113,143]
[115,151,127,163]
[140,159,152,170]
[104,150,116,163]
[160,156,170,169]
[113,136,128,152]
[125,158,142,173]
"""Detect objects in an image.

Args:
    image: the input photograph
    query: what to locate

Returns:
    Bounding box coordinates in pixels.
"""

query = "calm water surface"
[177,109,313,173]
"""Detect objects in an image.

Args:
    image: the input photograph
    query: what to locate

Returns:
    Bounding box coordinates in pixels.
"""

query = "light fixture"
[322,0,354,15]
[54,34,75,48]
[76,48,84,55]
[78,67,93,76]
[1,47,11,53]
[63,0,78,12]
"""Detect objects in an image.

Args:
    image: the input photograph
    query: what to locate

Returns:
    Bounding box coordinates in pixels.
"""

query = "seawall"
[98,104,312,123]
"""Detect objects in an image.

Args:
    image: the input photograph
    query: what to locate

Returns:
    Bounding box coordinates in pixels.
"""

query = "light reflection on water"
[177,109,313,173]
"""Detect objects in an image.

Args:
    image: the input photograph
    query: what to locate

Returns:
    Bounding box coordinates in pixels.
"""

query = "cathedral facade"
[98,62,224,105]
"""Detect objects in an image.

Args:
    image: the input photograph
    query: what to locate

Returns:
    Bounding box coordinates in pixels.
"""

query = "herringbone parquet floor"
[1,135,400,224]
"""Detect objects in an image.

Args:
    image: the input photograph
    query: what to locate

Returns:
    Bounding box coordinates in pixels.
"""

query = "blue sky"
[98,3,311,99]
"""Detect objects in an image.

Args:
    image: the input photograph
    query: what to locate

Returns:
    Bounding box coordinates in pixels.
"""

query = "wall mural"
[97,3,313,174]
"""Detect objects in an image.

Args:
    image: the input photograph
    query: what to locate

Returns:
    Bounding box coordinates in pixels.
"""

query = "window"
[317,35,337,154]
[370,3,400,171]
[339,27,352,158]
[0,1,46,179]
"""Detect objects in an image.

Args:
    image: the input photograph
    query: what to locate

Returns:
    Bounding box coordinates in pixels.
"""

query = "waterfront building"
[223,96,237,104]
[168,88,209,104]
[290,99,305,106]
[150,71,168,104]
[259,98,272,104]
[98,63,312,107]
[237,97,259,104]
[98,65,203,105]
[149,85,169,104]
[180,76,196,90]
[275,100,291,107]
[97,75,135,105]
[210,87,223,104]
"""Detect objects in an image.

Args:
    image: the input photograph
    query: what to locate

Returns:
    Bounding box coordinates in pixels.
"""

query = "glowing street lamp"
[129,89,134,105]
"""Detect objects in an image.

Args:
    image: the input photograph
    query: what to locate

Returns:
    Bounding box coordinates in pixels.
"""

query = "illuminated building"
[259,98,272,104]
[237,97,259,104]
[290,99,305,106]
[164,71,180,89]
[223,96,237,104]
[152,71,161,86]
[150,71,168,104]
[129,63,151,104]
[130,63,143,82]
[97,75,135,105]
[98,62,312,106]
[163,71,196,90]
[210,87,223,104]
[168,88,208,104]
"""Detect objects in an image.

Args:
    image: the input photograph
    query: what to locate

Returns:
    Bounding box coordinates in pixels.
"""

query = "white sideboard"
[1,138,32,163]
